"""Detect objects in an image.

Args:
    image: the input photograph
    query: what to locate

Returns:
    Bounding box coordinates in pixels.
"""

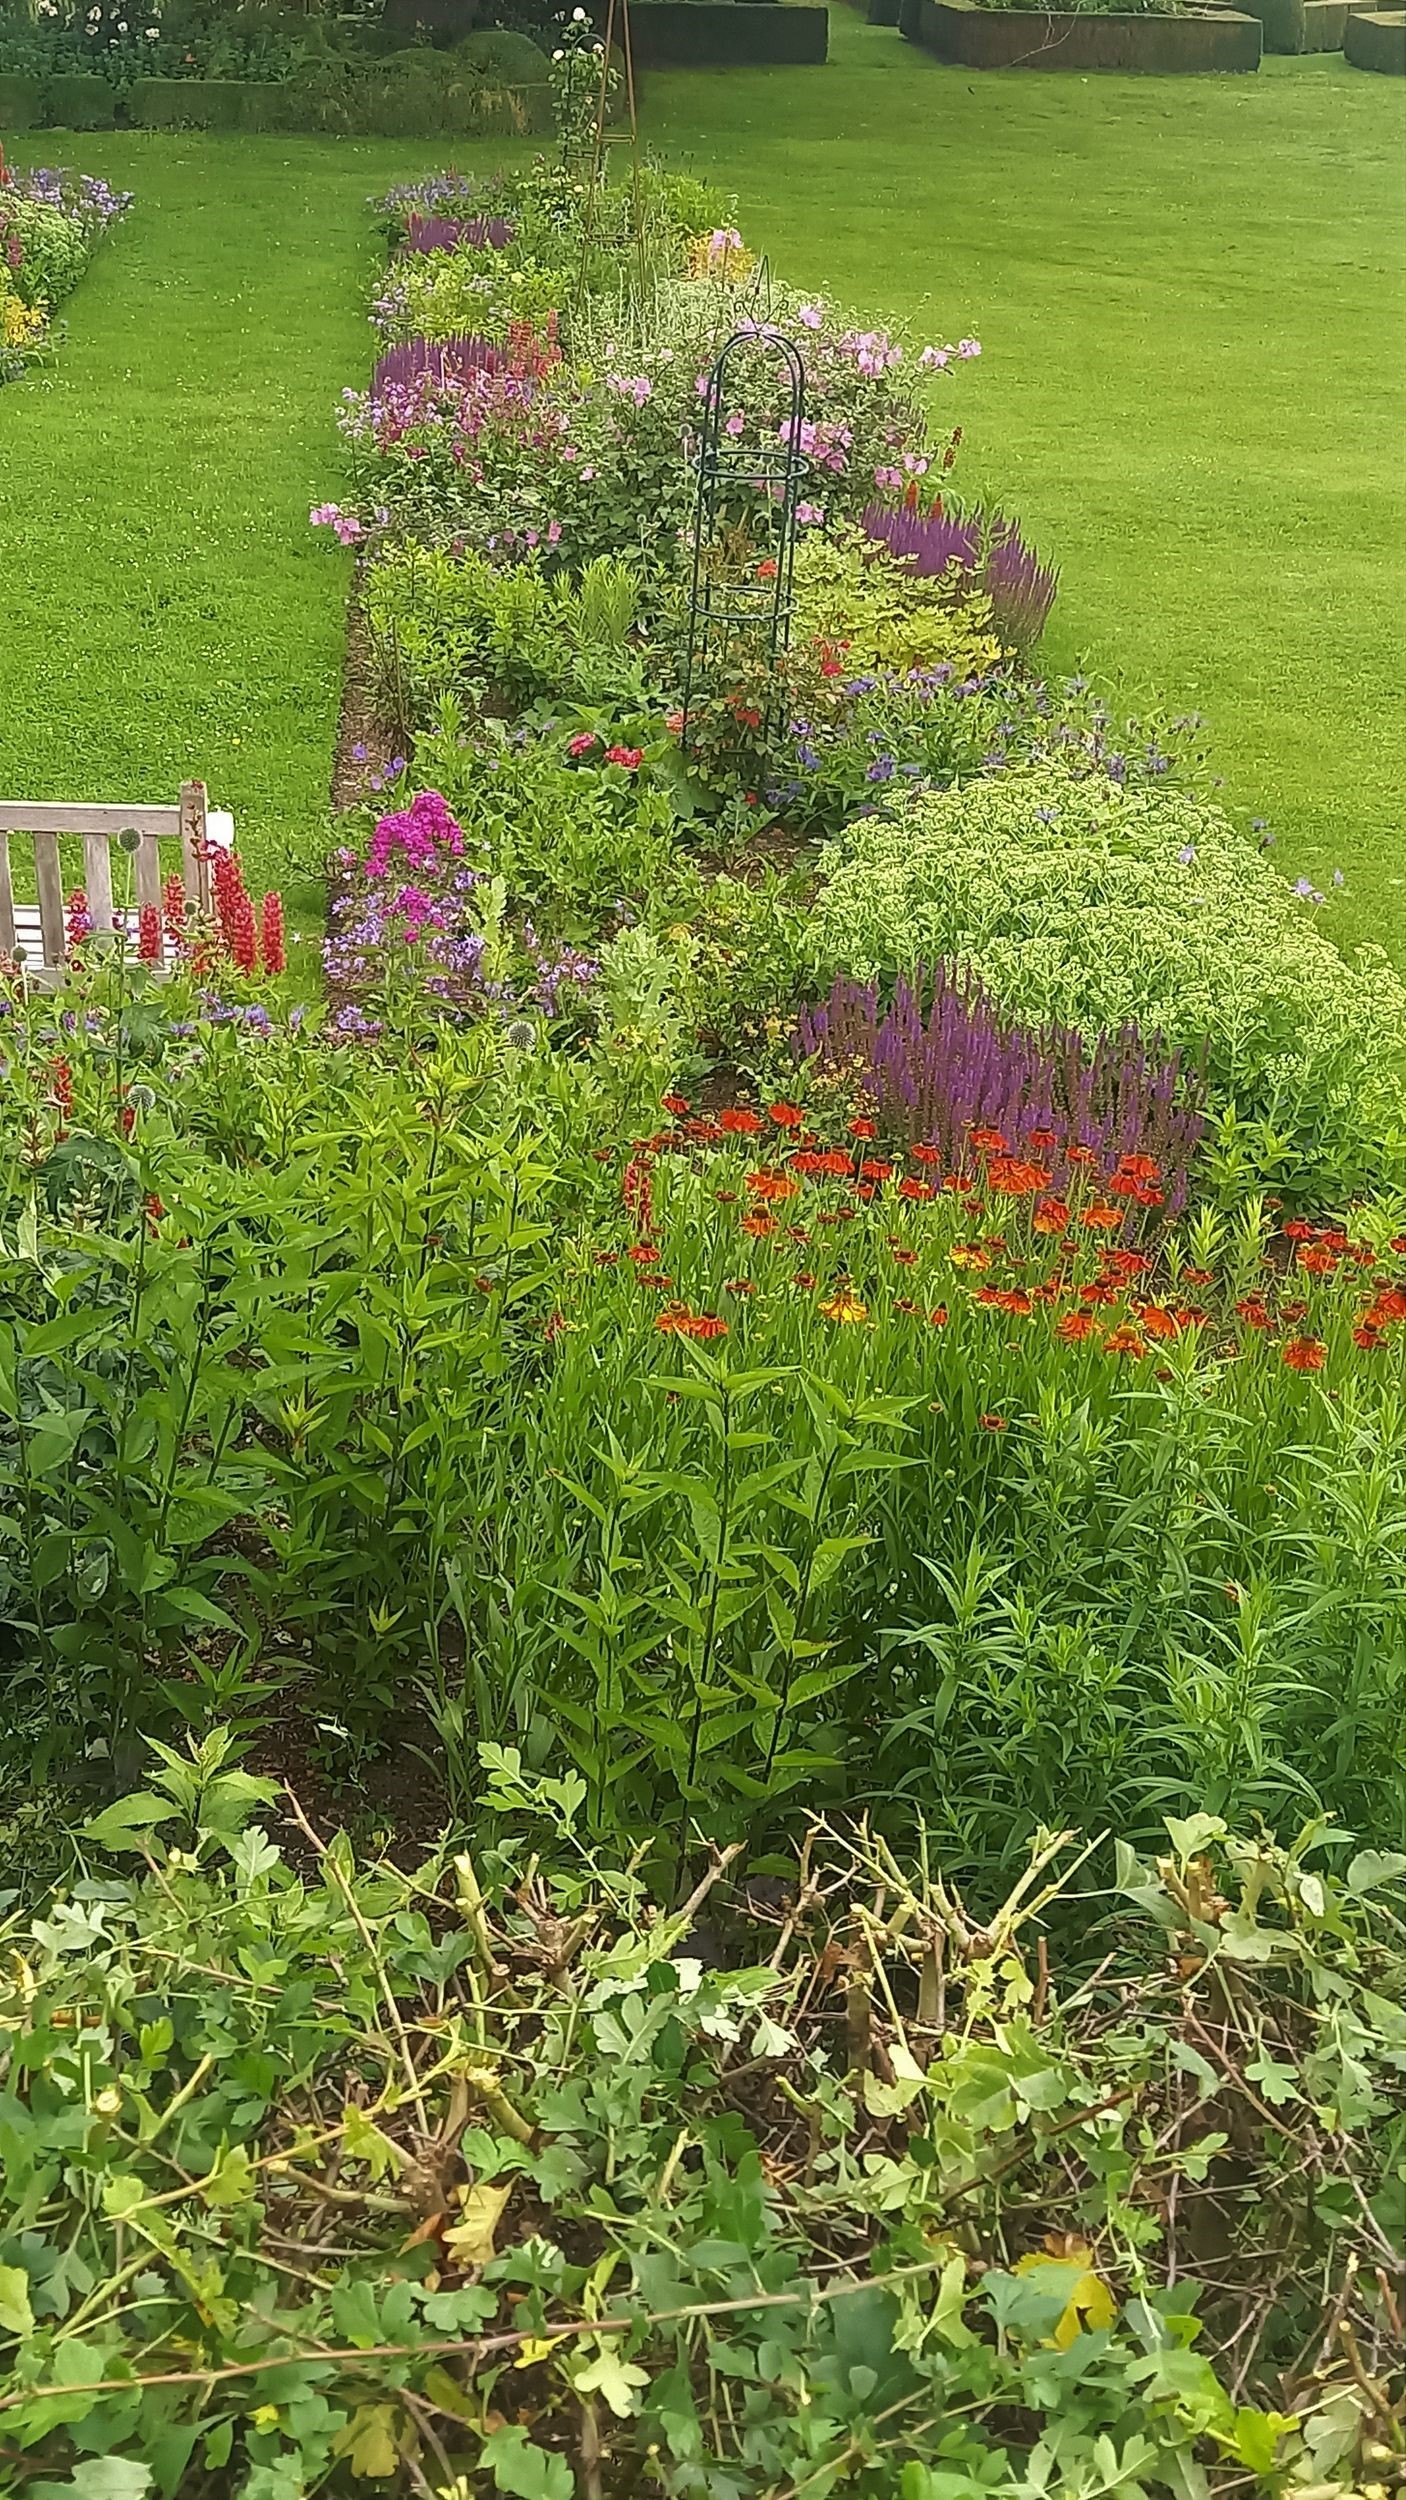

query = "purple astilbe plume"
[371,334,504,397]
[403,213,516,254]
[796,966,1204,1217]
[862,503,1059,653]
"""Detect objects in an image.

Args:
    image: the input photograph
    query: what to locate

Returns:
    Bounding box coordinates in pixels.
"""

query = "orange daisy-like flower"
[768,1102,804,1128]
[723,1277,755,1296]
[1236,1296,1272,1329]
[1281,1298,1309,1324]
[979,1412,1007,1432]
[661,1092,690,1116]
[1079,1204,1126,1232]
[819,1285,869,1324]
[898,1177,934,1202]
[1296,1243,1338,1276]
[1105,1248,1153,1278]
[1347,1242,1377,1268]
[627,1244,660,1265]
[987,1157,1051,1198]
[942,1172,976,1196]
[1079,1279,1120,1307]
[1116,1152,1161,1183]
[788,1151,828,1178]
[1136,1305,1179,1342]
[893,1295,918,1315]
[1055,1311,1096,1343]
[1032,1197,1071,1236]
[719,1106,763,1135]
[656,1303,729,1340]
[1066,1143,1097,1167]
[975,1285,1032,1316]
[928,1304,949,1328]
[1368,1287,1406,1324]
[1281,1219,1317,1242]
[787,1224,811,1245]
[1353,1323,1384,1351]
[746,1171,799,1203]
[890,1245,919,1268]
[741,1213,778,1239]
[848,1117,877,1141]
[1104,1325,1147,1359]
[1282,1334,1326,1373]
[793,1270,817,1291]
[593,1250,619,1268]
[1025,1127,1058,1152]
[910,1143,943,1167]
[969,1127,1008,1154]
[859,1159,893,1185]
[638,1272,674,1289]
[949,1244,990,1272]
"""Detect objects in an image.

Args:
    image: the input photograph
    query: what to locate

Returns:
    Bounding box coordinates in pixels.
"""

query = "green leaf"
[1218,2407,1297,2473]
[31,2465,154,2500]
[479,2423,574,2500]
[81,1793,180,1852]
[334,2403,401,2478]
[0,2263,34,2339]
[1346,1849,1406,1896]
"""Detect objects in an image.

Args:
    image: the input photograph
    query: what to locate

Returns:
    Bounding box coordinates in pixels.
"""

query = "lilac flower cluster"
[797,967,1205,1217]
[9,167,133,230]
[861,503,1058,652]
[324,791,599,1033]
[378,172,488,221]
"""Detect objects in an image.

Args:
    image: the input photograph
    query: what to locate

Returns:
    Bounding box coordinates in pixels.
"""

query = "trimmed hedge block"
[125,70,551,135]
[908,0,1260,67]
[127,78,301,130]
[1250,0,1373,51]
[0,72,44,129]
[43,71,117,127]
[624,3,828,62]
[1345,5,1406,62]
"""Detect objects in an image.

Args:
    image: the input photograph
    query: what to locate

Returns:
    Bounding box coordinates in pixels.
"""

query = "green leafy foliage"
[0,1772,1401,2496]
[810,767,1406,1201]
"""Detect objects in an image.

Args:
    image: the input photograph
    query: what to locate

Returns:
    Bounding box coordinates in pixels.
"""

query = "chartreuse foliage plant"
[810,768,1406,1205]
[0,1738,1402,2497]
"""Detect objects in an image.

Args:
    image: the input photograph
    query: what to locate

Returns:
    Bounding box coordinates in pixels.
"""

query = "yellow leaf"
[1014,2244,1117,2348]
[335,2402,401,2478]
[515,2336,562,2368]
[442,2181,512,2269]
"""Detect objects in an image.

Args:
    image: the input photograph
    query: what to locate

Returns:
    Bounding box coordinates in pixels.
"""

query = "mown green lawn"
[3,31,1403,945]
[648,16,1406,959]
[0,128,525,891]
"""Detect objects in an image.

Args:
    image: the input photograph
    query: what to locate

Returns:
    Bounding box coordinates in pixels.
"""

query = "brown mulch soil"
[329,583,403,814]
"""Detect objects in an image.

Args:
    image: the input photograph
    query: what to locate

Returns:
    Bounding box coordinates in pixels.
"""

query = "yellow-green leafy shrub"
[810,765,1406,1200]
[790,519,1004,680]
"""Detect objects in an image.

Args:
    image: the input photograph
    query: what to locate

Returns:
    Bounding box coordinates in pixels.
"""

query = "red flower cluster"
[657,1303,728,1340]
[137,904,162,964]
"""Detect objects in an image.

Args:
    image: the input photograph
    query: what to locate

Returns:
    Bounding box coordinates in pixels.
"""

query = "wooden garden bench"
[0,784,220,982]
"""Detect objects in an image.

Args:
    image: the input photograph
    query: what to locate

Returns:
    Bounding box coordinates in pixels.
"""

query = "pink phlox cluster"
[842,328,904,379]
[310,503,364,545]
[366,789,466,884]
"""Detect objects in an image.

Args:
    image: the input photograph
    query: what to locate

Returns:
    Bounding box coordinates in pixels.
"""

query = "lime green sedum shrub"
[810,766,1406,1200]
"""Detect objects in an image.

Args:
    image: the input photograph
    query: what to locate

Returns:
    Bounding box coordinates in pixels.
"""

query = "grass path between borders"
[647,19,1406,961]
[0,129,525,894]
[2,41,1403,949]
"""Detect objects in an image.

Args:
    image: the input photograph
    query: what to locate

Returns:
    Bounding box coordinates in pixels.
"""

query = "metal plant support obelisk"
[680,326,807,750]
[573,0,647,302]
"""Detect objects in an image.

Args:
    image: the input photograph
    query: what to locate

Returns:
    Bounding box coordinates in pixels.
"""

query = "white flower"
[572,6,588,18]
[552,47,564,58]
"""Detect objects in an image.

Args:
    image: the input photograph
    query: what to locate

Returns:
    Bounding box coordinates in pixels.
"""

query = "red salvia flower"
[162,870,187,949]
[622,1155,654,1235]
[260,891,286,976]
[137,904,162,964]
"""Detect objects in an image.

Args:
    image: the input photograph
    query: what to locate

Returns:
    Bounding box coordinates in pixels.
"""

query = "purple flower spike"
[861,503,1059,653]
[796,965,1205,1220]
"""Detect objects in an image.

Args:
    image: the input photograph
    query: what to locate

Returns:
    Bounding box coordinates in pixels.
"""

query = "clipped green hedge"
[626,1,829,61]
[124,67,551,136]
[0,71,43,129]
[125,76,300,130]
[41,69,116,127]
